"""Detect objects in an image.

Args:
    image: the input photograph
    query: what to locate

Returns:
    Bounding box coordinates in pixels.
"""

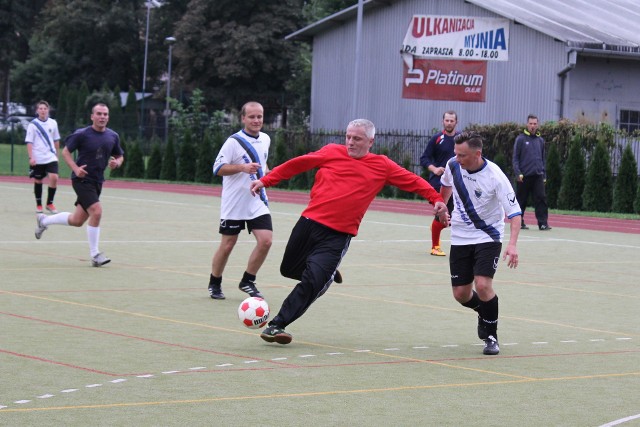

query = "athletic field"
[1,177,639,426]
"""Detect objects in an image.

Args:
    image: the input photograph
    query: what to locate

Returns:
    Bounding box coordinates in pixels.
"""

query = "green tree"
[582,141,612,212]
[123,87,138,138]
[557,137,586,211]
[124,141,145,179]
[160,136,177,181]
[109,85,124,133]
[302,0,357,21]
[545,142,562,209]
[173,0,305,111]
[76,81,90,127]
[55,83,68,129]
[12,1,141,103]
[635,178,640,214]
[612,144,638,213]
[64,86,78,132]
[145,140,163,180]
[0,1,45,113]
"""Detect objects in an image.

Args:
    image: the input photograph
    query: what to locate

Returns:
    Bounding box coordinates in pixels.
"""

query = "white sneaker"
[35,214,48,239]
[91,252,111,267]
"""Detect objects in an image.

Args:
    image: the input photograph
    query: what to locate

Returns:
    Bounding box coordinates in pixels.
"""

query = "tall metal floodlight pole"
[140,0,164,138]
[352,0,364,118]
[164,36,176,145]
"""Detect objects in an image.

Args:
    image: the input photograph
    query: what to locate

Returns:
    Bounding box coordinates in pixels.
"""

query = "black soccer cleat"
[483,335,500,355]
[239,280,263,298]
[260,325,292,345]
[334,270,343,284]
[208,283,225,300]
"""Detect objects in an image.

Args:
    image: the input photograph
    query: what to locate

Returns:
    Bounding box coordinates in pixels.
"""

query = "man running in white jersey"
[25,100,61,214]
[207,101,272,300]
[440,132,522,355]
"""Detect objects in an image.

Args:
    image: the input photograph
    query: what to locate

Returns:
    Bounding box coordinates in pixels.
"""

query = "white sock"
[87,225,100,257]
[42,212,71,226]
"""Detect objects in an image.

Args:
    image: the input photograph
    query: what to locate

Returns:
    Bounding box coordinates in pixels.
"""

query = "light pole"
[140,0,164,138]
[164,36,176,144]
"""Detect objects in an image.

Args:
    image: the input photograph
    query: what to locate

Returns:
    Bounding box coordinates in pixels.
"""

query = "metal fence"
[278,129,640,177]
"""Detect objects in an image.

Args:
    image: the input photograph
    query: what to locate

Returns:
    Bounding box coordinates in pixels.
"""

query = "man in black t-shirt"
[34,103,125,267]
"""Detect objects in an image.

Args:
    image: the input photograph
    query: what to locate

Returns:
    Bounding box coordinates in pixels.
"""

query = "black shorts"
[449,242,502,286]
[72,179,103,212]
[219,214,272,235]
[29,161,59,180]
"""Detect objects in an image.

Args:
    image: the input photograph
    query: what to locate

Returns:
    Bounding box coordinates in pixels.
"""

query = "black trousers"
[271,217,351,328]
[516,174,548,227]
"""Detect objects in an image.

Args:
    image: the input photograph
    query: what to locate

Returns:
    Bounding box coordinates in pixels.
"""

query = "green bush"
[195,131,214,184]
[635,178,640,214]
[271,129,288,167]
[211,131,225,185]
[124,141,145,179]
[545,142,561,209]
[145,141,163,180]
[613,144,638,213]
[288,142,314,190]
[492,151,507,174]
[160,136,177,181]
[583,141,612,212]
[396,157,417,200]
[177,129,196,182]
[557,137,585,210]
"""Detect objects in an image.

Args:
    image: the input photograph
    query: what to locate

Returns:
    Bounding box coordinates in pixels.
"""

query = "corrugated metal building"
[287,0,640,133]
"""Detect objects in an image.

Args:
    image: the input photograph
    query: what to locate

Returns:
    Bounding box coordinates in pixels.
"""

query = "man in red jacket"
[250,119,448,344]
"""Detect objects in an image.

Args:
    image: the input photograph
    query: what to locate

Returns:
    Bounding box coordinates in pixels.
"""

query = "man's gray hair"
[348,119,375,139]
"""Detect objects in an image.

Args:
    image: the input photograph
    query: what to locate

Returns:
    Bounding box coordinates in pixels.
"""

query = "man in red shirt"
[250,119,448,344]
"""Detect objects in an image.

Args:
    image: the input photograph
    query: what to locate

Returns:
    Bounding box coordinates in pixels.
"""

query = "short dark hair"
[527,114,538,121]
[454,131,483,151]
[91,102,109,113]
[443,110,457,120]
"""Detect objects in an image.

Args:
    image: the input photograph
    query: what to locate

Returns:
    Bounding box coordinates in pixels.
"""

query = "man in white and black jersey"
[440,132,522,355]
[208,101,272,300]
[25,100,61,214]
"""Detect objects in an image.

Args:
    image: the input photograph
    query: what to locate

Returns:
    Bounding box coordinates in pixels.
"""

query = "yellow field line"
[2,372,639,413]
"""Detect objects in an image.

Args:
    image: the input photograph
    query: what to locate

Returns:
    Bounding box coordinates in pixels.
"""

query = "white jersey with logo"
[441,157,521,245]
[213,130,271,220]
[25,117,61,164]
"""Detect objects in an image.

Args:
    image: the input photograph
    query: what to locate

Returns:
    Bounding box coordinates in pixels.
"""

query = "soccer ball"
[237,297,270,329]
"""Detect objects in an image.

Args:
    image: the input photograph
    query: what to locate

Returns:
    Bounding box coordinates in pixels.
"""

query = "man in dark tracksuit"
[512,114,551,230]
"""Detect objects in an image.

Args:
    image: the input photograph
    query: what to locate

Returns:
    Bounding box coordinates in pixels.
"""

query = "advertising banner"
[402,15,510,66]
[402,59,487,102]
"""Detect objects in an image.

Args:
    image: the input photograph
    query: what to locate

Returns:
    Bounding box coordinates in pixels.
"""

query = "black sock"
[47,187,57,205]
[461,290,481,312]
[478,295,499,336]
[209,274,222,287]
[34,183,43,206]
[242,271,256,284]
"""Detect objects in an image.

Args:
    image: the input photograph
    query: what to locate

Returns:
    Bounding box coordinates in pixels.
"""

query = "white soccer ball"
[237,297,270,329]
